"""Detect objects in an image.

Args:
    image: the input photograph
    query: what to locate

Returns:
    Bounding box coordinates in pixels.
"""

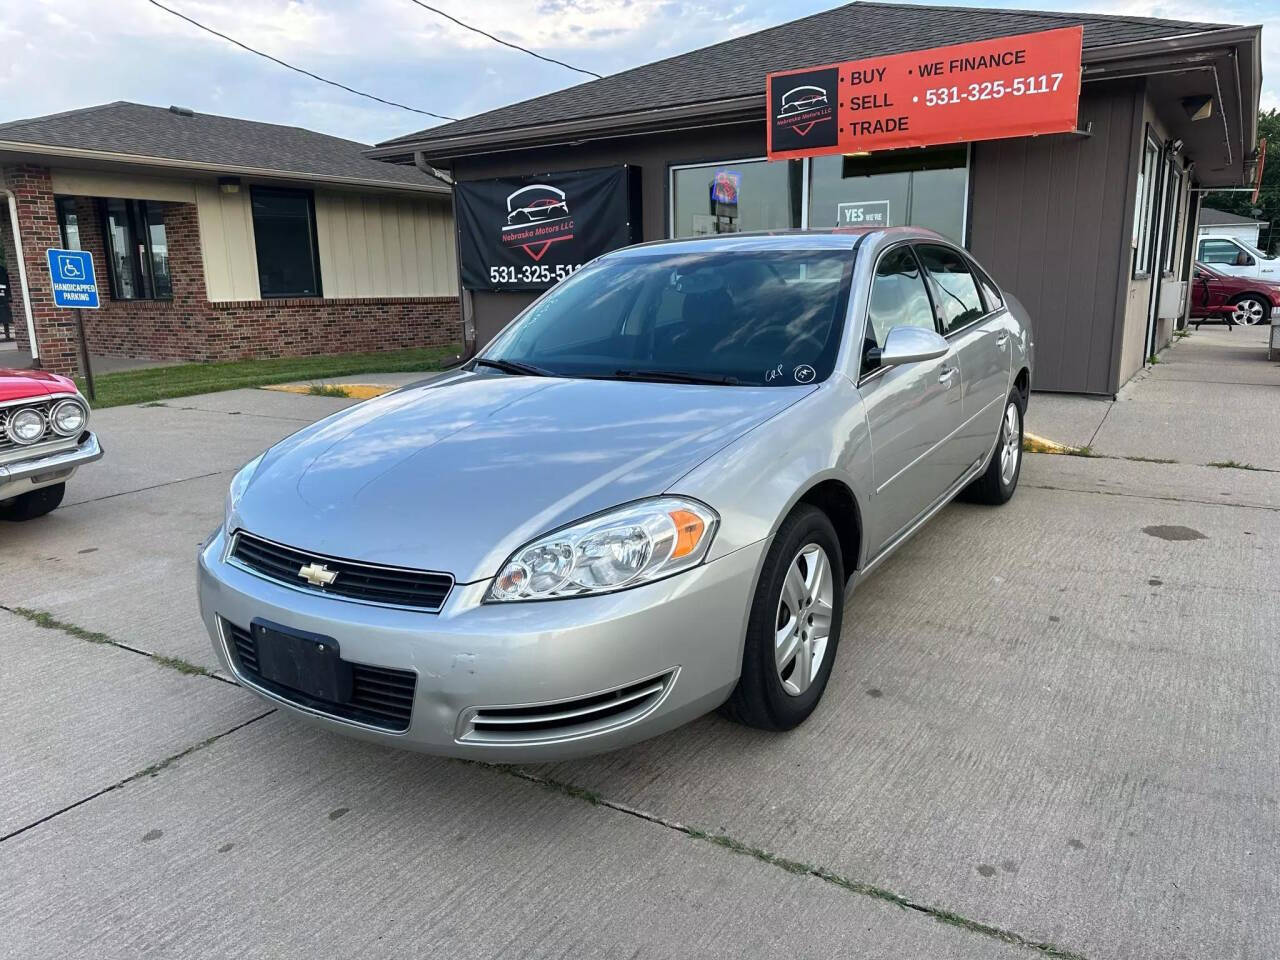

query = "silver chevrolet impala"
[198,228,1033,761]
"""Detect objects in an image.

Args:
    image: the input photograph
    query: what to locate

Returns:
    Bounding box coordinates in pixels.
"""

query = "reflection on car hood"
[235,371,810,583]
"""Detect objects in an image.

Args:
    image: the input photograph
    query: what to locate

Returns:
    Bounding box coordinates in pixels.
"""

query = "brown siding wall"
[969,81,1143,395]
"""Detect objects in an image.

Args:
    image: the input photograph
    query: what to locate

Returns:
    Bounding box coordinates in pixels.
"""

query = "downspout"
[1,188,39,367]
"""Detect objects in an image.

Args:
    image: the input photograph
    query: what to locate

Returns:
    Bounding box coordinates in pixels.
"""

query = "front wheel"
[1231,295,1268,326]
[961,393,1023,505]
[720,505,845,731]
[0,482,66,521]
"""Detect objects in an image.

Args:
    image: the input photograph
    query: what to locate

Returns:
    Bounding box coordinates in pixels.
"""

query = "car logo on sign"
[298,562,338,587]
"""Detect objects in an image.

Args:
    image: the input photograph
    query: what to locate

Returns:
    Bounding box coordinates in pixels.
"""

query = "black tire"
[0,483,66,521]
[1231,295,1268,326]
[961,391,1023,505]
[720,505,845,731]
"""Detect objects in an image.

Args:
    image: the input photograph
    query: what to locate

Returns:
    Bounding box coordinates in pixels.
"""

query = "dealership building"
[371,2,1263,395]
[0,102,460,376]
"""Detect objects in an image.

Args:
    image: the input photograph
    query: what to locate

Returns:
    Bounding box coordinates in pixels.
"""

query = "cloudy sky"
[0,0,1274,146]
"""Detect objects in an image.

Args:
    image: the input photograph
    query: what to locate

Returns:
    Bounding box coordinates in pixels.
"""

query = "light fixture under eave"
[1182,95,1214,122]
[218,176,241,194]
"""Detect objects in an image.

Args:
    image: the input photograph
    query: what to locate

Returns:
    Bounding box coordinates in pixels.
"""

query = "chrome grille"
[223,619,416,732]
[0,399,55,454]
[462,672,675,744]
[229,531,453,611]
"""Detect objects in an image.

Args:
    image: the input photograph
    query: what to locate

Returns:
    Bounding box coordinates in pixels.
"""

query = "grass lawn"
[76,344,462,408]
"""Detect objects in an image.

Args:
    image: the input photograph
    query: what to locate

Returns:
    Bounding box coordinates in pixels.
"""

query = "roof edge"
[372,24,1261,163]
[0,140,450,195]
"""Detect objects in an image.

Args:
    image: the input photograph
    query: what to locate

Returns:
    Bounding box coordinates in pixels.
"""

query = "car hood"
[0,368,78,403]
[235,371,810,583]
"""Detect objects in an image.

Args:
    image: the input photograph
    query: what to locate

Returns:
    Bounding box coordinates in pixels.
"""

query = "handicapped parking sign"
[46,248,99,308]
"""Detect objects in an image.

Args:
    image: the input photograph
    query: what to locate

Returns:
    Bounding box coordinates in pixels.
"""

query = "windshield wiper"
[472,357,555,377]
[611,369,739,386]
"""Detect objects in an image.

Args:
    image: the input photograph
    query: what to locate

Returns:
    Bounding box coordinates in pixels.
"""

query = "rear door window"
[916,244,985,334]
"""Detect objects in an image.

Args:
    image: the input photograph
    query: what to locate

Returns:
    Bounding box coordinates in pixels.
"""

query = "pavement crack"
[0,710,274,844]
[63,470,233,508]
[1085,400,1114,448]
[2,605,235,683]
[1022,482,1280,513]
[482,763,1087,960]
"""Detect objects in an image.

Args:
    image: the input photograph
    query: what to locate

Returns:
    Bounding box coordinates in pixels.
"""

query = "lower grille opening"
[464,672,674,744]
[223,619,415,732]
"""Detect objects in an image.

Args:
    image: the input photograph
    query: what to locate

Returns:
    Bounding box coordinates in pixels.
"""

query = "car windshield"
[480,249,855,386]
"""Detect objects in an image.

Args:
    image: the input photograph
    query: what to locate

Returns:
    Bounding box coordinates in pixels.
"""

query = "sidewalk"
[1027,323,1280,469]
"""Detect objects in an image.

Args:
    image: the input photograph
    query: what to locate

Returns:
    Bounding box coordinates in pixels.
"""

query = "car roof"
[607,226,950,258]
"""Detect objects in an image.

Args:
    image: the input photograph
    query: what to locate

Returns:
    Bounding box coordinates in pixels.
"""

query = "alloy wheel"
[774,543,835,696]
[999,401,1021,487]
[1232,298,1266,325]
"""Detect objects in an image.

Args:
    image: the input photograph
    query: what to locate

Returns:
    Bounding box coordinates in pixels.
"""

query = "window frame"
[1160,158,1181,277]
[1132,132,1161,280]
[98,197,172,302]
[55,196,81,250]
[858,240,941,384]
[250,186,324,299]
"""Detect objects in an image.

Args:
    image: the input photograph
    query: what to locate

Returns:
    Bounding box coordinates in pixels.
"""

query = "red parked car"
[0,368,101,521]
[1190,261,1280,327]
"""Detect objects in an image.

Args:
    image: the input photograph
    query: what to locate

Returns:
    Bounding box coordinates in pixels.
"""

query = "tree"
[1202,108,1280,253]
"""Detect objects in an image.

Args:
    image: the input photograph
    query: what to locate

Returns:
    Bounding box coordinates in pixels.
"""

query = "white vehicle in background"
[1196,235,1280,281]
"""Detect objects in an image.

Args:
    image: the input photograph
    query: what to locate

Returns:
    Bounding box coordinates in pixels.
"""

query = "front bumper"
[198,526,767,761]
[0,432,102,502]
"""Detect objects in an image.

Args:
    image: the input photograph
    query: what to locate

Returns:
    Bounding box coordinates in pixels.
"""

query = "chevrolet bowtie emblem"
[298,562,338,587]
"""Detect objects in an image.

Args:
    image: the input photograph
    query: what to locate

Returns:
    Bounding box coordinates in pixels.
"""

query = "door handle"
[995,332,1010,347]
[938,366,957,386]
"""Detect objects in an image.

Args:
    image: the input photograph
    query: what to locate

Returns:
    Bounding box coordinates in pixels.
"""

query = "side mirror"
[1236,251,1254,267]
[873,325,950,368]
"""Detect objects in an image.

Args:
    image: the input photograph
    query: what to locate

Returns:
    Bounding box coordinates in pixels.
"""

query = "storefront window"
[671,158,801,238]
[807,146,968,242]
[55,197,81,250]
[251,187,322,298]
[100,198,172,301]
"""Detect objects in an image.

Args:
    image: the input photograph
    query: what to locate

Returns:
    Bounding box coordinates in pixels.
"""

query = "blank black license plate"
[251,619,353,703]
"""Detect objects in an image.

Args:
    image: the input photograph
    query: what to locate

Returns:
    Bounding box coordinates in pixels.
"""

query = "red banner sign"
[766,26,1083,160]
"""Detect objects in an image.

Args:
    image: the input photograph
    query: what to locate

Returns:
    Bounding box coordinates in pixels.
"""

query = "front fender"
[668,378,872,566]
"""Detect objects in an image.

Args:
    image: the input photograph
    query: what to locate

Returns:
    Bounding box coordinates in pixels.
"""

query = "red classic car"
[0,368,102,521]
[1190,261,1280,327]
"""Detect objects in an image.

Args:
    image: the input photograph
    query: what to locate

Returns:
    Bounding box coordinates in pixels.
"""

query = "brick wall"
[0,204,23,345]
[2,165,80,373]
[1,164,461,375]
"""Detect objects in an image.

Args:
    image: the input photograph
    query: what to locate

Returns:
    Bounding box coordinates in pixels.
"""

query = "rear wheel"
[1231,295,1268,326]
[720,505,844,731]
[0,482,66,522]
[961,392,1023,505]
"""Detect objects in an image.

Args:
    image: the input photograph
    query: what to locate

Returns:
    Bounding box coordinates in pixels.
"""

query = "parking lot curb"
[1023,432,1078,455]
[261,383,395,400]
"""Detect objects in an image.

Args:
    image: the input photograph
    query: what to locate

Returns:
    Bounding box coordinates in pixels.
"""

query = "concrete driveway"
[2,330,1277,959]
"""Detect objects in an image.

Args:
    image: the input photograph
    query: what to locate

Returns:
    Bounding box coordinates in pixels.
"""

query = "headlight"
[225,453,265,523]
[487,497,718,602]
[6,408,46,445]
[49,399,87,436]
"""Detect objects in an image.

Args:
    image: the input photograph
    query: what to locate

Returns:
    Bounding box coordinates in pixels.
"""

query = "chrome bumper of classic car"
[0,432,102,501]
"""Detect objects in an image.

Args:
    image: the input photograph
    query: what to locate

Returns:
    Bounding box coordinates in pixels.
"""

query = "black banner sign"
[767,66,839,155]
[456,165,639,292]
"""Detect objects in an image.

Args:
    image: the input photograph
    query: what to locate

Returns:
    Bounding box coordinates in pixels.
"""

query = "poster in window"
[455,165,641,292]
